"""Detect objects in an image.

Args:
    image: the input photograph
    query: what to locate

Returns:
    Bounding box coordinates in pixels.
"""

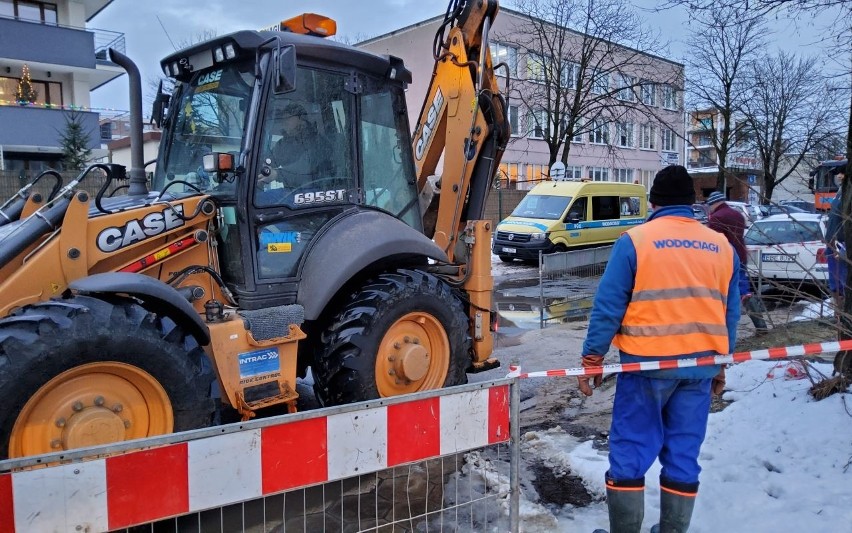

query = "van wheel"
[499,255,514,263]
[554,244,568,253]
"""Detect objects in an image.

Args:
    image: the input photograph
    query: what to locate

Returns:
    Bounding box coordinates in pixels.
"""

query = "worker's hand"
[711,367,726,397]
[577,355,605,397]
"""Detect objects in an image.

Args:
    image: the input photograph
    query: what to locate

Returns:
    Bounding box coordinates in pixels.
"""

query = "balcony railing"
[0,14,125,66]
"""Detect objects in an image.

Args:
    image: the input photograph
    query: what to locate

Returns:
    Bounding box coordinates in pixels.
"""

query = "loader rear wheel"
[0,296,215,459]
[313,269,470,406]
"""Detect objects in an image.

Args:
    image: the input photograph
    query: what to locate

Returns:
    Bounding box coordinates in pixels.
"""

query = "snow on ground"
[475,268,852,532]
[470,360,852,532]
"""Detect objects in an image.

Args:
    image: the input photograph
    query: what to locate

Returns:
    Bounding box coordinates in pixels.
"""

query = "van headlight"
[530,232,547,241]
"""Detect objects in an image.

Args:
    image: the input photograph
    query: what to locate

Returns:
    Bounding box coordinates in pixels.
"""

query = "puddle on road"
[493,274,596,333]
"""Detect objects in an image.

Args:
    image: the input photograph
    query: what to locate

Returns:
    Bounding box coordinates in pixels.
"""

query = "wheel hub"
[62,406,126,449]
[395,342,430,381]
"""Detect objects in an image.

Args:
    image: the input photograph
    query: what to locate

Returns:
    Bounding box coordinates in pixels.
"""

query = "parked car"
[779,200,817,213]
[744,213,828,284]
[758,204,808,218]
[691,203,710,224]
[726,201,762,225]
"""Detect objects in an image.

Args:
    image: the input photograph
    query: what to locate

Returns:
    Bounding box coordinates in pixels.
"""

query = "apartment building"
[0,0,124,176]
[686,108,763,203]
[358,7,685,192]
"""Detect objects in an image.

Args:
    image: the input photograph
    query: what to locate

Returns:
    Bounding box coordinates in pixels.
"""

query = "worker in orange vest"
[580,165,740,533]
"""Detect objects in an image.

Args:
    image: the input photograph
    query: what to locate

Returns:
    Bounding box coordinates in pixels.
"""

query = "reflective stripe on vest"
[613,216,734,357]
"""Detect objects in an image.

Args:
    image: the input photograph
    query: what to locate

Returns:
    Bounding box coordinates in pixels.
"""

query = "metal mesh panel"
[109,444,515,533]
[536,247,610,327]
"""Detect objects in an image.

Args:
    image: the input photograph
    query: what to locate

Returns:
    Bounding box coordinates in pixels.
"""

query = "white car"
[726,201,762,225]
[744,213,828,284]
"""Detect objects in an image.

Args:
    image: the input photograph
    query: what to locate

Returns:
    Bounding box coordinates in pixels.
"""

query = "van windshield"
[511,195,572,220]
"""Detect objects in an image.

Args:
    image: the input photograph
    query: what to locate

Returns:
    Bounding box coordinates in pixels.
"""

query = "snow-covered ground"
[499,359,852,531]
[467,259,852,532]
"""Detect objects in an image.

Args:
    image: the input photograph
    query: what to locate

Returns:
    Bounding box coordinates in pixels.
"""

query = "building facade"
[686,108,762,203]
[358,8,685,193]
[0,0,123,177]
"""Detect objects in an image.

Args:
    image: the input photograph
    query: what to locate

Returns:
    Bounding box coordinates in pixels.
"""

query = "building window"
[99,122,113,141]
[661,128,677,152]
[695,133,713,147]
[617,74,636,102]
[697,117,713,130]
[507,104,519,136]
[490,42,518,77]
[640,123,657,150]
[561,62,579,90]
[616,122,635,148]
[640,81,656,106]
[613,168,635,183]
[526,53,548,84]
[571,122,584,143]
[661,85,678,110]
[588,120,609,145]
[567,165,583,180]
[591,70,609,95]
[0,76,63,106]
[639,169,655,189]
[589,166,609,181]
[0,1,57,24]
[528,109,549,139]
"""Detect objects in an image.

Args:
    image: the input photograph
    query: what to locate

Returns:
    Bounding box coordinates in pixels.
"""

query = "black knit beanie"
[649,165,695,206]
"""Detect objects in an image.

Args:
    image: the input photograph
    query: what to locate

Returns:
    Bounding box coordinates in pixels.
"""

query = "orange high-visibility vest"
[613,216,734,357]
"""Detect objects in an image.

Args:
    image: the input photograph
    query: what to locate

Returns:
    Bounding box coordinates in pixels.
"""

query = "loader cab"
[152,30,420,309]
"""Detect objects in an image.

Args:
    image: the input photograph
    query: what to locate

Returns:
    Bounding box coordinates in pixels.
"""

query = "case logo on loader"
[415,87,444,161]
[97,205,185,253]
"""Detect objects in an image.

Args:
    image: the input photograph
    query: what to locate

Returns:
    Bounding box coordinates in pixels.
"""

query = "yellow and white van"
[492,181,647,262]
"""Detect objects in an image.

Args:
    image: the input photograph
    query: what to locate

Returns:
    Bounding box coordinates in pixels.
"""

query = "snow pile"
[791,298,834,322]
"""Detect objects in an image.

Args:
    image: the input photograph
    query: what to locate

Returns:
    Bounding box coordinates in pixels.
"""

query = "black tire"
[499,255,514,263]
[312,269,470,406]
[0,295,215,459]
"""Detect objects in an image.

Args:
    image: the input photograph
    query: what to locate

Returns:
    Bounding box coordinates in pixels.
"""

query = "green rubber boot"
[651,480,697,533]
[602,475,645,533]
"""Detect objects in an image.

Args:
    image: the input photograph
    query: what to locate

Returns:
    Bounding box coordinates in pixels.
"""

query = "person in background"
[580,165,740,533]
[824,169,847,312]
[705,191,769,336]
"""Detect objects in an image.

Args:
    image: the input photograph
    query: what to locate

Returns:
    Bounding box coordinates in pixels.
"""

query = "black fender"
[68,272,210,345]
[297,210,448,320]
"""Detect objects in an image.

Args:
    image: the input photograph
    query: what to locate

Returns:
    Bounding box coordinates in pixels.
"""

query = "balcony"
[0,105,100,150]
[0,15,124,74]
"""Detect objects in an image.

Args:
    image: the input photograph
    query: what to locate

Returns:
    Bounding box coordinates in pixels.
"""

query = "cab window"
[592,196,620,220]
[620,196,642,216]
[565,197,587,221]
[255,68,355,208]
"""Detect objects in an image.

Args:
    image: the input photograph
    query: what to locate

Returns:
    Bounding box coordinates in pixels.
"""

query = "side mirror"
[151,80,171,128]
[274,45,296,94]
[807,177,814,192]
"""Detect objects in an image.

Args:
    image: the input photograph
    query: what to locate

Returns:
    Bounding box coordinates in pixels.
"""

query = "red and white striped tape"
[506,339,852,379]
[0,385,510,533]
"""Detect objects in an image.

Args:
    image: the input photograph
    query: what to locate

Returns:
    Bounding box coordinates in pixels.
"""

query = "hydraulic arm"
[411,0,510,369]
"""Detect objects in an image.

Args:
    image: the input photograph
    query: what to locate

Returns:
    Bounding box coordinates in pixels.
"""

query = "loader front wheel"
[313,269,471,406]
[0,296,215,459]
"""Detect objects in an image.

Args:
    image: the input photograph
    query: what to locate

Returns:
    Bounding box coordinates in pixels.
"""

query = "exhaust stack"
[108,48,148,196]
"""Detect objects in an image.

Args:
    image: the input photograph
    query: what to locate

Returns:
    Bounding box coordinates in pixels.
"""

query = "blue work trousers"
[608,373,712,485]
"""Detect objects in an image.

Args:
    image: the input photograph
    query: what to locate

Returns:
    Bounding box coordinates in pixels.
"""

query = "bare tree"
[500,0,681,168]
[685,5,765,192]
[738,52,842,203]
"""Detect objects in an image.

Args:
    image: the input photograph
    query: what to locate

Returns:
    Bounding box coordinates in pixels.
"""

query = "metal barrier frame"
[0,379,520,533]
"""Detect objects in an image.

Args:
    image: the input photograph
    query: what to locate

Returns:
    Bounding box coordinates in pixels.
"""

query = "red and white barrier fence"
[506,339,852,379]
[0,383,512,533]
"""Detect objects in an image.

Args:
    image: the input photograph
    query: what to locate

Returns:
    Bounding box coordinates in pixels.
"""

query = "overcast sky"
[89,0,841,113]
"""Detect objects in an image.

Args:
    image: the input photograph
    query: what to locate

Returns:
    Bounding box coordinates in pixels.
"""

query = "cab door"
[561,196,588,246]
